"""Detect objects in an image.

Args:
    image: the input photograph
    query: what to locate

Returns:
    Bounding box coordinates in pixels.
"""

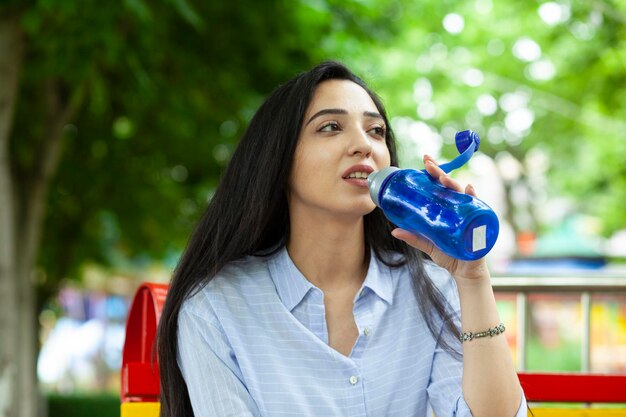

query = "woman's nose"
[348,129,373,156]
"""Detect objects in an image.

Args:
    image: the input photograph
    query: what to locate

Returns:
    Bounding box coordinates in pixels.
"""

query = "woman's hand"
[390,155,490,283]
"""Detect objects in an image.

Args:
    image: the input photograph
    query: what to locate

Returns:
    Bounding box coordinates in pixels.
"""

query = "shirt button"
[349,376,358,385]
[363,327,371,336]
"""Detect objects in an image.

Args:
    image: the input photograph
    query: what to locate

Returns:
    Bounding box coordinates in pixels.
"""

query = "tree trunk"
[0,12,24,417]
[14,77,84,417]
[2,9,86,416]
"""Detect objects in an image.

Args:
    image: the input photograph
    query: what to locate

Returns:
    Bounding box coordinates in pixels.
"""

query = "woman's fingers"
[439,173,463,192]
[391,228,460,272]
[423,155,444,178]
[391,228,435,257]
[424,154,475,195]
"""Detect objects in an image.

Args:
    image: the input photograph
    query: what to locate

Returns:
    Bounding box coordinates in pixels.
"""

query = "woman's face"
[288,79,391,220]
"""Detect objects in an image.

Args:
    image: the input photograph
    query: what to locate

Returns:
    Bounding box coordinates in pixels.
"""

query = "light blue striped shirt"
[177,247,526,416]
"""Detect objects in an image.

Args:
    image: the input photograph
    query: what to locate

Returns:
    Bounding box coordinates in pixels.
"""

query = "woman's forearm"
[456,274,523,417]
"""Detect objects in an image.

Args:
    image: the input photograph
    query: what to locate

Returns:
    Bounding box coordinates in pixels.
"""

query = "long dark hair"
[157,61,460,417]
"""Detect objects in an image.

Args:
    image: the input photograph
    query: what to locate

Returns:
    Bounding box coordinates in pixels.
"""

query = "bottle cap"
[455,130,480,154]
[367,166,400,207]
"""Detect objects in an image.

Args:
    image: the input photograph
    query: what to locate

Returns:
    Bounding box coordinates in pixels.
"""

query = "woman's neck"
[286,211,368,292]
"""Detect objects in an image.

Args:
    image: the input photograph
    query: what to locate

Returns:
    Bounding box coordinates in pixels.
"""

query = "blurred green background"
[1,0,625,416]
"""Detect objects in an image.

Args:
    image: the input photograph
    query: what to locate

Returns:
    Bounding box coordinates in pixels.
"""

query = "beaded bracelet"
[460,323,506,342]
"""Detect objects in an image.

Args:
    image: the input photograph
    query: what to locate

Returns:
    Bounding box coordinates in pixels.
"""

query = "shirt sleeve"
[177,306,261,417]
[427,343,528,417]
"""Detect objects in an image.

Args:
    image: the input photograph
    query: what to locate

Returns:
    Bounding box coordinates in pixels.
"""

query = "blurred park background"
[1,0,626,416]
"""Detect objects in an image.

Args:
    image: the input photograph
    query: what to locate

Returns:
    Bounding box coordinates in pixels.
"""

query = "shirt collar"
[360,249,394,305]
[269,247,315,312]
[269,246,395,311]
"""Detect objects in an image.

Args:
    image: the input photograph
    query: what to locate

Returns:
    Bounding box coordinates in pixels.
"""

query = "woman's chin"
[347,201,377,217]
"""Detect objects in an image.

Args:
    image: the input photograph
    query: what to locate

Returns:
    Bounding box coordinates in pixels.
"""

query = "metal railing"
[491,273,626,372]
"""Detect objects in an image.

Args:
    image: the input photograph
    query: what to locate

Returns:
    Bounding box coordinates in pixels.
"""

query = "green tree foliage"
[12,0,402,302]
[339,0,626,238]
[11,0,626,307]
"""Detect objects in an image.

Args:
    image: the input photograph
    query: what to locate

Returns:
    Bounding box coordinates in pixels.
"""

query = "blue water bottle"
[367,130,499,261]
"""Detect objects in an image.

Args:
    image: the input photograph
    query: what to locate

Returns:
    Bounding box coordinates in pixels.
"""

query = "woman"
[157,61,526,417]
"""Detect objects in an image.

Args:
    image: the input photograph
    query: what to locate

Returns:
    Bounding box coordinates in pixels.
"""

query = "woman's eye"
[319,122,340,132]
[369,126,386,138]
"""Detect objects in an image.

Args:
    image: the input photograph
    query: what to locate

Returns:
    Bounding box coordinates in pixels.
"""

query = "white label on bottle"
[472,225,487,252]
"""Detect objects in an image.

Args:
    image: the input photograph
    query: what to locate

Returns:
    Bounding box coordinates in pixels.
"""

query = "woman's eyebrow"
[305,108,383,126]
[305,108,347,126]
[363,111,384,121]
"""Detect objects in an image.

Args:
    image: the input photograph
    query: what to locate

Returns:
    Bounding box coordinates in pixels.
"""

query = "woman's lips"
[343,177,369,188]
[342,164,374,179]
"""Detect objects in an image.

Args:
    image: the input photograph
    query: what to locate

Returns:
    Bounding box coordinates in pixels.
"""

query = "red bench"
[121,283,167,416]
